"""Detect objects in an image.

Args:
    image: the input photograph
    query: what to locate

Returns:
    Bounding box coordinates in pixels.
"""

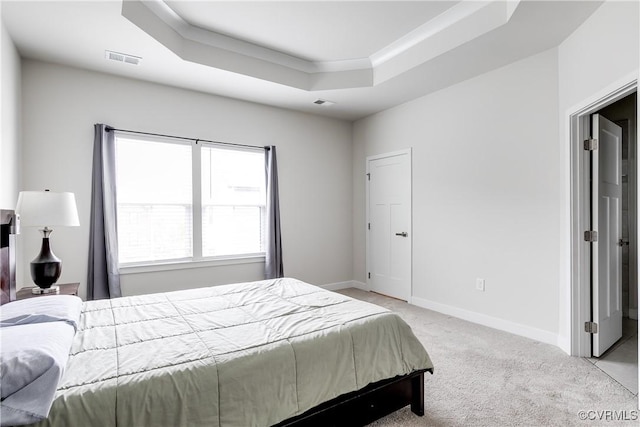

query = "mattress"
[31,278,433,427]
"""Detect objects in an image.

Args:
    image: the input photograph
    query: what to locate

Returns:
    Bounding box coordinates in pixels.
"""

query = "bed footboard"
[275,369,432,427]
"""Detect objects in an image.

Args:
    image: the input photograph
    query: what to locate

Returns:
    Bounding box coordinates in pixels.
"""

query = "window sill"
[119,254,265,275]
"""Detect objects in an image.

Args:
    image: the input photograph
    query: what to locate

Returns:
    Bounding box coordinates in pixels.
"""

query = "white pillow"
[1,295,82,330]
[0,322,75,426]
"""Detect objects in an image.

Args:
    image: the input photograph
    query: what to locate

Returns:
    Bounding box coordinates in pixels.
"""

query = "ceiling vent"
[313,99,335,106]
[105,50,142,66]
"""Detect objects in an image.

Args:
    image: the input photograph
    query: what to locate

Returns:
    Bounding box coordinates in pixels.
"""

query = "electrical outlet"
[476,278,485,292]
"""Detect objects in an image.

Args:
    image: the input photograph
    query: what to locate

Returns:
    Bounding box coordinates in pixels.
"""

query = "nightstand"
[16,282,80,300]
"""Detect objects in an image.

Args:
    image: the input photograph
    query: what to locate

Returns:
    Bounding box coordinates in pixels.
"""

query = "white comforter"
[32,278,433,427]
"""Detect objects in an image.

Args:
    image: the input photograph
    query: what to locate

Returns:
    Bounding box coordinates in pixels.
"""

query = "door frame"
[569,77,637,357]
[365,148,413,299]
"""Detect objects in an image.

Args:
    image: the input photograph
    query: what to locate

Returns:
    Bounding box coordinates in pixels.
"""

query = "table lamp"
[16,190,80,294]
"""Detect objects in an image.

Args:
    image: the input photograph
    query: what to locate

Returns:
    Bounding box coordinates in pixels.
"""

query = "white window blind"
[115,134,265,266]
[201,146,265,257]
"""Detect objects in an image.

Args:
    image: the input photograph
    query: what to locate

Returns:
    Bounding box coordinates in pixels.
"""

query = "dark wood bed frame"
[1,209,18,305]
[275,368,433,427]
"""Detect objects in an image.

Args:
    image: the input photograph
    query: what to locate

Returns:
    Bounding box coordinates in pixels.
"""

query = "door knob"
[395,232,408,237]
[618,238,629,247]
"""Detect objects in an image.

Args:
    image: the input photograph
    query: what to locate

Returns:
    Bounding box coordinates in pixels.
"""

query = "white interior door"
[367,150,411,301]
[592,113,623,357]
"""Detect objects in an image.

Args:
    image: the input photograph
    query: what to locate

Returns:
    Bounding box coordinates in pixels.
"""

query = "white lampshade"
[16,191,80,227]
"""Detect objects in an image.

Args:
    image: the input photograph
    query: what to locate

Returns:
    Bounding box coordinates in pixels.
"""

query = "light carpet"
[336,288,637,427]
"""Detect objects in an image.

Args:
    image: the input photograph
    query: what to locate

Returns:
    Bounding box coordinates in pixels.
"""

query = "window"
[115,134,266,266]
[201,146,266,257]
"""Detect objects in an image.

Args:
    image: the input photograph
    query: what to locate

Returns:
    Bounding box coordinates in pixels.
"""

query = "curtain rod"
[105,126,269,150]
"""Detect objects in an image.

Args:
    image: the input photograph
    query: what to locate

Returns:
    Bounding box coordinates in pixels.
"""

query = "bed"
[1,217,433,427]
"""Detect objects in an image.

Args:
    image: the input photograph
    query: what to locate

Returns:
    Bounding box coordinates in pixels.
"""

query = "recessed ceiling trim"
[122,0,522,92]
[372,0,520,85]
[121,0,309,89]
[371,0,517,67]
[142,0,319,74]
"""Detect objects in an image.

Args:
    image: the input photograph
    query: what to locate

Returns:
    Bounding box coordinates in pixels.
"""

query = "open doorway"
[569,83,637,394]
[587,93,638,392]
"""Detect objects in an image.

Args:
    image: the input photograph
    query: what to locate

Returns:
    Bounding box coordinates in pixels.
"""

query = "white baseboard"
[629,308,638,320]
[319,285,559,347]
[410,296,559,347]
[556,334,571,355]
[351,281,368,291]
[321,280,368,291]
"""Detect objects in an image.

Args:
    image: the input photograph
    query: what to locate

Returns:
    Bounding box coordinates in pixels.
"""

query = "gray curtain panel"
[87,124,122,300]
[265,146,284,279]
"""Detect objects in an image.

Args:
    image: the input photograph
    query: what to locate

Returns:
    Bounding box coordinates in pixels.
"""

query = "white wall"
[20,60,353,298]
[1,16,21,209]
[353,48,561,341]
[557,0,639,351]
[558,1,639,112]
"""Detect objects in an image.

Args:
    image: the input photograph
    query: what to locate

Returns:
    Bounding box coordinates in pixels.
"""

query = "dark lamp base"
[31,235,62,289]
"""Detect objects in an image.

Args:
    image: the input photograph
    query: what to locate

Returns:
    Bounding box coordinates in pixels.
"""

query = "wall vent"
[313,99,335,106]
[105,50,142,66]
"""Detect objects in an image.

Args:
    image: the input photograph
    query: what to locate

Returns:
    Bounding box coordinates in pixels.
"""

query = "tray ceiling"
[2,1,603,120]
